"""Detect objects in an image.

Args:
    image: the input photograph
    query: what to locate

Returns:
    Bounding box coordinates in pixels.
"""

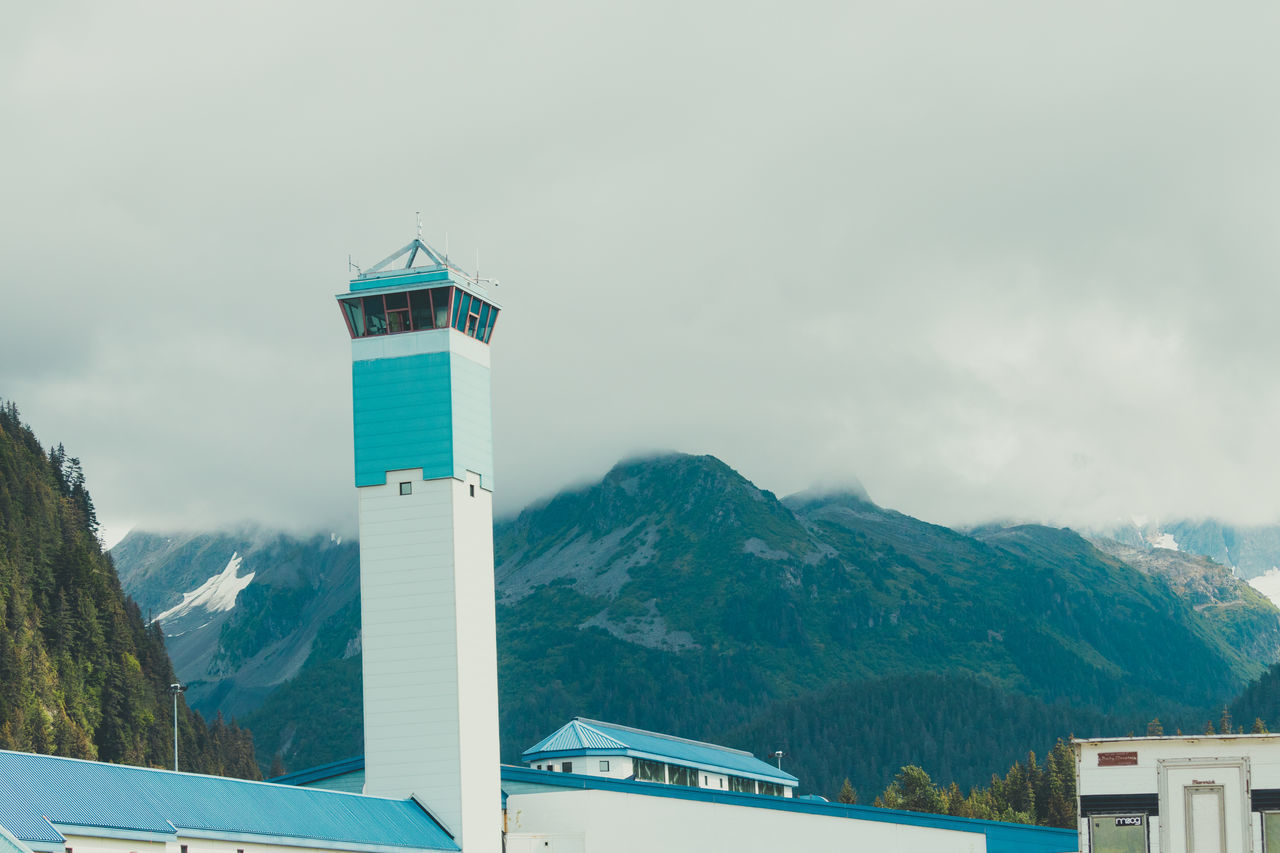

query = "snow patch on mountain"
[1249,568,1280,611]
[153,553,255,625]
[1145,531,1179,551]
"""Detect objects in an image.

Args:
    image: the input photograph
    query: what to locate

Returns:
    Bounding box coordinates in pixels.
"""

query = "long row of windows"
[634,759,785,797]
[339,286,498,343]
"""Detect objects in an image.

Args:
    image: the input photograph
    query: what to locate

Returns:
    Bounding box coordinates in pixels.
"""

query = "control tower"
[336,235,501,853]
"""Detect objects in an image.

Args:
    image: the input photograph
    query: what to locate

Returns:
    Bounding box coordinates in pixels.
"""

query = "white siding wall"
[1077,735,1280,853]
[359,467,500,853]
[505,790,985,853]
[528,756,633,780]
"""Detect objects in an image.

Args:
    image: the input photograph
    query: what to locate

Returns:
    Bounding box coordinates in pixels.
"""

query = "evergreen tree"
[0,401,258,777]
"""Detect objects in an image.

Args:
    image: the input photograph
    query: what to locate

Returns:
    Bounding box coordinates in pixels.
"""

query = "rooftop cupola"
[337,237,500,344]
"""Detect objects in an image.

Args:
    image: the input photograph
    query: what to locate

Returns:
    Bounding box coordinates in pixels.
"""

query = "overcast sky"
[3,3,1279,546]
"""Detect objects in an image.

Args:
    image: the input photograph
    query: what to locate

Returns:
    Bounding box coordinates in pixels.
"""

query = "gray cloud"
[3,2,1279,545]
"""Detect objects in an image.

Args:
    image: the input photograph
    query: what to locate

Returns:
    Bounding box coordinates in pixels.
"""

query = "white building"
[1076,733,1280,853]
[521,718,798,797]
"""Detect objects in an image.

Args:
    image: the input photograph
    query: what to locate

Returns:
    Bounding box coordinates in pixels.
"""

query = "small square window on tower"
[399,482,412,496]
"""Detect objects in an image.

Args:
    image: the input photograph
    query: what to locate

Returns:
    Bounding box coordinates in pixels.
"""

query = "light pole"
[168,682,186,771]
[772,750,785,770]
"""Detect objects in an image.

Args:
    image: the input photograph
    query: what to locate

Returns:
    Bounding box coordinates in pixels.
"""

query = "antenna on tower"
[444,231,450,264]
[416,211,423,241]
[348,254,362,275]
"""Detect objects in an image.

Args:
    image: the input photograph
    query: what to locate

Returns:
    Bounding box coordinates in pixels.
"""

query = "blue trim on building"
[0,750,458,853]
[269,755,367,787]
[348,269,452,292]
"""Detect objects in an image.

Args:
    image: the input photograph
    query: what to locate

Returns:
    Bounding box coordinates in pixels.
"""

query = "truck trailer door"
[1184,785,1227,853]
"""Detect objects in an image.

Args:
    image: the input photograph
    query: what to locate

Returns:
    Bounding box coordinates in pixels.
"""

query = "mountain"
[1097,519,1280,580]
[0,402,258,776]
[113,453,1280,796]
[112,528,358,719]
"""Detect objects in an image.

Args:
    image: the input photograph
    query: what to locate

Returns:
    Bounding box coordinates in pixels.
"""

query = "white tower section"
[337,238,502,853]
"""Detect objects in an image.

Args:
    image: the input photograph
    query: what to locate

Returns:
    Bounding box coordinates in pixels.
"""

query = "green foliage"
[837,778,857,804]
[874,739,1077,828]
[0,401,257,777]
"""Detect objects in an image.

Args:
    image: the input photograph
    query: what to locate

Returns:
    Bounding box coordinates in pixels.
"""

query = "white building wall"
[359,467,500,853]
[1077,735,1280,853]
[505,790,985,853]
[528,756,633,780]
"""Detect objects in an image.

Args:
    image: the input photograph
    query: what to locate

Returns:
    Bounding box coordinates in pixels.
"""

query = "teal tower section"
[337,238,500,489]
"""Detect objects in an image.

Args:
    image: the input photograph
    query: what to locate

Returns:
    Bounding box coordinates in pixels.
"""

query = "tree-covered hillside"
[0,402,258,777]
[122,453,1280,798]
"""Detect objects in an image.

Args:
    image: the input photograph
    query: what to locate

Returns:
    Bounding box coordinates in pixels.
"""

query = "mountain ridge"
[112,451,1280,794]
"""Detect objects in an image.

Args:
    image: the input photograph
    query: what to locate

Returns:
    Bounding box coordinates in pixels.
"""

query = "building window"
[400,482,412,496]
[1265,812,1280,853]
[180,847,188,853]
[728,775,756,794]
[340,286,499,343]
[470,484,476,497]
[561,761,573,773]
[599,760,610,772]
[634,757,664,783]
[1090,814,1148,853]
[668,765,697,787]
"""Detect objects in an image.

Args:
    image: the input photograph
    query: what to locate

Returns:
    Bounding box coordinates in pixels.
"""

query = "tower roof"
[363,238,449,276]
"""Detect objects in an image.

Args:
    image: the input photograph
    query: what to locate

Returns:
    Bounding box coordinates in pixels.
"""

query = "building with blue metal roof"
[521,718,799,796]
[0,750,458,853]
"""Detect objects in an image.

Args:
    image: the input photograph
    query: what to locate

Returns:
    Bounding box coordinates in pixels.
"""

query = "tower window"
[399,482,412,496]
[599,760,610,772]
[469,484,476,497]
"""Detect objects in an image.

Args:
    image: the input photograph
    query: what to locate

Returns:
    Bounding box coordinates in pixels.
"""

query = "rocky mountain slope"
[113,453,1280,795]
[1099,519,1280,580]
[112,528,358,718]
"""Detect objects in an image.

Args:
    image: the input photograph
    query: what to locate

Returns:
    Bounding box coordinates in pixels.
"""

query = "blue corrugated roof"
[521,718,799,785]
[0,750,457,853]
[524,720,629,754]
[269,755,367,786]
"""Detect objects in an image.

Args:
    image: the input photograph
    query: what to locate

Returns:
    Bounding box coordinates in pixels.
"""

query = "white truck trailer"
[1076,734,1280,853]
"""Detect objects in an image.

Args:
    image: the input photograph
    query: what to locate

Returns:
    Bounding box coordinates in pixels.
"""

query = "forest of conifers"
[0,401,257,776]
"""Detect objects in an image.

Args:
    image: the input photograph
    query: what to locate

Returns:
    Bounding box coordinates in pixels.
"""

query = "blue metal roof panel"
[0,751,457,852]
[522,720,629,757]
[0,824,34,853]
[269,755,367,787]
